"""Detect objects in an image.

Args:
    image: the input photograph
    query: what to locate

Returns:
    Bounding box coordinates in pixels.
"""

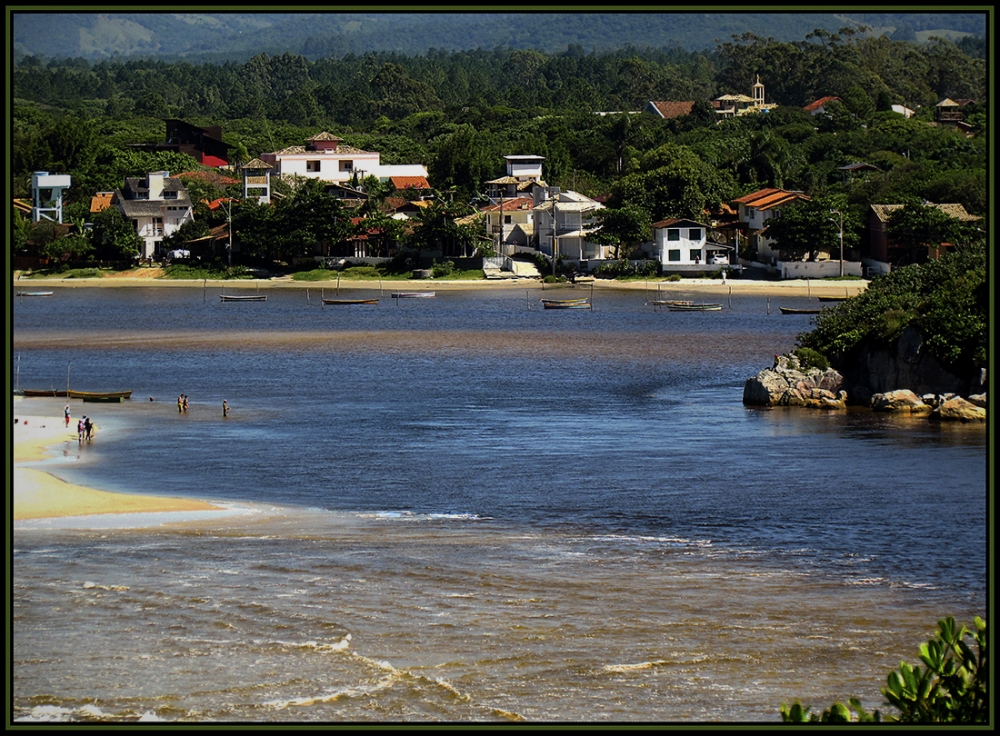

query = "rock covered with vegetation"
[742,351,847,408]
[745,239,987,420]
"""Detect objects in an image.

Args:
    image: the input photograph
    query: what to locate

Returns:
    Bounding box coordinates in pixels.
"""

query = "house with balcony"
[111,171,195,260]
[260,131,428,185]
[533,188,606,266]
[935,98,975,125]
[485,155,548,200]
[731,187,811,264]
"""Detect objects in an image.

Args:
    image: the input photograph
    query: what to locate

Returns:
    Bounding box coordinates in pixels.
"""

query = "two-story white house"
[652,218,730,267]
[731,187,811,264]
[260,131,428,185]
[533,188,606,265]
[111,171,195,260]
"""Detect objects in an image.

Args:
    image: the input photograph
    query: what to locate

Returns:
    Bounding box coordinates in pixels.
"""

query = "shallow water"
[12,286,987,722]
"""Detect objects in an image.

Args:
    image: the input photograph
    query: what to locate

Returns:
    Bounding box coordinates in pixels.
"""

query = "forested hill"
[12,11,987,62]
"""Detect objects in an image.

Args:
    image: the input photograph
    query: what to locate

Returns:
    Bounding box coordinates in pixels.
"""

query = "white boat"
[390,291,435,298]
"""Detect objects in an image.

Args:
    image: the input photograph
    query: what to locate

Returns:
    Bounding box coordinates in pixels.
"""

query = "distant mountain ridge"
[12,11,987,62]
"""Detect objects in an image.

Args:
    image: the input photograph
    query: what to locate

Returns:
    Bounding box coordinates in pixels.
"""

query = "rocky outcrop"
[932,396,987,422]
[871,389,932,413]
[744,353,986,423]
[742,354,847,408]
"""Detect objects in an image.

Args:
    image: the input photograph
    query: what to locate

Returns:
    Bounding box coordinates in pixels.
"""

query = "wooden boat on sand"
[82,395,125,403]
[68,390,133,400]
[21,388,69,397]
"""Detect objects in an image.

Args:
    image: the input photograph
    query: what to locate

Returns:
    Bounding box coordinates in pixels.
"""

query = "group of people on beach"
[76,414,94,442]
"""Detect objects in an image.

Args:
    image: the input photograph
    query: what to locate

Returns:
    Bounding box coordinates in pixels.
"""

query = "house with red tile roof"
[644,101,696,120]
[731,187,811,265]
[479,196,535,250]
[803,96,841,115]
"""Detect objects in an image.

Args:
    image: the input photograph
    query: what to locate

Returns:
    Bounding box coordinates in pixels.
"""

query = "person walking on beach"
[64,404,71,427]
[84,416,94,441]
[222,399,229,418]
[77,417,85,442]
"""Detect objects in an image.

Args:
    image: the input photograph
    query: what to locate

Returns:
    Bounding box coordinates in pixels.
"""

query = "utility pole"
[830,209,844,277]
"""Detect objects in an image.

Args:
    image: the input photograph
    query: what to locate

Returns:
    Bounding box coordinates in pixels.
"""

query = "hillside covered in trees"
[12,26,987,267]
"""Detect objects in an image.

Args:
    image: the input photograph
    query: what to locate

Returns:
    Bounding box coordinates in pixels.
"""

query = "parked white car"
[710,254,729,265]
[165,249,190,260]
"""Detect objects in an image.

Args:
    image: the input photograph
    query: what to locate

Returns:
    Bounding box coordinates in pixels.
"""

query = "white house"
[112,171,195,260]
[533,188,606,264]
[652,218,730,266]
[731,187,811,264]
[260,131,428,185]
[486,154,547,200]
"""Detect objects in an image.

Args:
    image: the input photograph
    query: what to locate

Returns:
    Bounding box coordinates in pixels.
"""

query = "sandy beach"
[14,270,869,298]
[12,409,223,521]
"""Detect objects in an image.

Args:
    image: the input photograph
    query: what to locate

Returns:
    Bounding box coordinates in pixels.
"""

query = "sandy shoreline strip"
[13,412,223,521]
[14,273,869,298]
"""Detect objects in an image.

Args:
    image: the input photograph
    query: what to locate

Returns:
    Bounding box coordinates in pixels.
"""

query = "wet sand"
[13,411,223,521]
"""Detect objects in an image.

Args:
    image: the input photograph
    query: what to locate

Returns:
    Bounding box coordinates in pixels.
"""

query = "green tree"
[781,616,987,723]
[766,197,860,262]
[591,205,652,260]
[90,206,142,260]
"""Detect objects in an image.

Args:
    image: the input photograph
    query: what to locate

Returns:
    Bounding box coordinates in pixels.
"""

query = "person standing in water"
[222,400,229,418]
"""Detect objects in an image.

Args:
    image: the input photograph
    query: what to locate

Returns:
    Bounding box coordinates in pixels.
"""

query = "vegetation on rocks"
[796,235,987,377]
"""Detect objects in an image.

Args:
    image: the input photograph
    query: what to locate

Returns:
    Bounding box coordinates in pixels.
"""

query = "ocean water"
[11,285,988,722]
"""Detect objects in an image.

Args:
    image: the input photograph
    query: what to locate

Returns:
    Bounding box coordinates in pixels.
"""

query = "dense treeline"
[12,28,987,265]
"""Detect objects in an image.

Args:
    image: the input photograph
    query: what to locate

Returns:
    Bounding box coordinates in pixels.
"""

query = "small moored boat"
[16,291,54,297]
[68,390,133,400]
[82,395,125,403]
[778,306,824,314]
[667,303,722,312]
[21,388,69,397]
[220,294,267,302]
[390,291,435,298]
[322,298,379,305]
[541,298,591,310]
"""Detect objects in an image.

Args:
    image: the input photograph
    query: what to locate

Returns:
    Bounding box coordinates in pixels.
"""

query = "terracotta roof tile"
[647,101,696,119]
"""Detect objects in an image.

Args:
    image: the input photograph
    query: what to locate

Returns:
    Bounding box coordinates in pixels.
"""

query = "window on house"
[690,250,701,262]
[306,161,321,172]
[667,229,680,241]
[163,190,178,199]
[339,160,353,172]
[667,249,681,261]
[688,228,702,240]
[151,217,163,237]
[504,215,512,224]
